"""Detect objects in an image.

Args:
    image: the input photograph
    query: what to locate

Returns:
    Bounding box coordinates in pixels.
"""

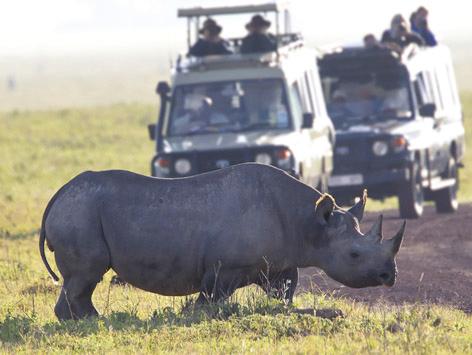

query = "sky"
[1,0,471,56]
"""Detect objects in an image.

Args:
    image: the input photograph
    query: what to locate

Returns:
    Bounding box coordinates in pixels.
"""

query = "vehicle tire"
[398,159,424,219]
[434,156,459,213]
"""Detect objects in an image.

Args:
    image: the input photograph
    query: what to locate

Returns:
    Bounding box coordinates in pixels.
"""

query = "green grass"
[1,95,472,353]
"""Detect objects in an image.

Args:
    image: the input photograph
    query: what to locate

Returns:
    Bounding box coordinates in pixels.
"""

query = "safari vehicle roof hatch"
[318,45,420,76]
[175,2,309,74]
[175,33,304,73]
[177,2,293,50]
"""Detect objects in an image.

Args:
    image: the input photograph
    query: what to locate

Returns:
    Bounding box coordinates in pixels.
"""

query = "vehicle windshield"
[167,79,291,136]
[322,70,413,128]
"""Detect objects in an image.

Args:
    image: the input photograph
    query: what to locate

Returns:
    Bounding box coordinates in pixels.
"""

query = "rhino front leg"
[196,266,253,304]
[258,267,299,304]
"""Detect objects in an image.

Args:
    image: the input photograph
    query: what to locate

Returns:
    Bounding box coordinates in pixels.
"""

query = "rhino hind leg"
[55,277,100,320]
[258,267,299,304]
[52,230,111,320]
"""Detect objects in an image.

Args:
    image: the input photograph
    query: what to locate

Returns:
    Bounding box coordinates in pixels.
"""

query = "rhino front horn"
[366,214,383,243]
[386,220,406,255]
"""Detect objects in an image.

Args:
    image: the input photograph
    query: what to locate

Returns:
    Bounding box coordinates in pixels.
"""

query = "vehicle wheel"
[398,159,424,219]
[434,156,459,213]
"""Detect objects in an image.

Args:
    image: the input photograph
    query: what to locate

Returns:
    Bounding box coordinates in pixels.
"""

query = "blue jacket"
[411,24,437,46]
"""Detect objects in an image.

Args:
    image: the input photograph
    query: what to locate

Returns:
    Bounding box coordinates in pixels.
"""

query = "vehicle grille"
[169,147,275,176]
[333,135,407,174]
[333,137,372,174]
[195,149,254,172]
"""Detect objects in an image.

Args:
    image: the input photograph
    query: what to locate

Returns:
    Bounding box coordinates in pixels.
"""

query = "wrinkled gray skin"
[39,163,405,320]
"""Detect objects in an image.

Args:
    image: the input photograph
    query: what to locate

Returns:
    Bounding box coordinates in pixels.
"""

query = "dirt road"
[299,205,472,312]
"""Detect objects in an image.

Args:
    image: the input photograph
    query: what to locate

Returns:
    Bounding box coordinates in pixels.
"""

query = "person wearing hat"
[188,18,232,57]
[240,15,277,54]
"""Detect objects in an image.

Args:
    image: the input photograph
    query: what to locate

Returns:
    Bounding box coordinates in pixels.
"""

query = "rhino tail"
[39,183,72,284]
[39,221,59,283]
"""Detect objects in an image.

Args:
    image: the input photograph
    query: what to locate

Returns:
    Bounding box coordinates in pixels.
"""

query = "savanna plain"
[1,56,472,353]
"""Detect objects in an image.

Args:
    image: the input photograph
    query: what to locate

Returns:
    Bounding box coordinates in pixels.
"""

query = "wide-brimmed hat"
[199,18,222,35]
[246,15,271,30]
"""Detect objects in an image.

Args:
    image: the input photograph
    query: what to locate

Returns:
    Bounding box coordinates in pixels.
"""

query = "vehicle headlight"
[255,153,272,165]
[174,158,192,175]
[153,157,170,177]
[275,148,293,170]
[391,136,408,153]
[372,141,389,156]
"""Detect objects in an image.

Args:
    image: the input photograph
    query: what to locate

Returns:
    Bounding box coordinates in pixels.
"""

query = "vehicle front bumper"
[328,166,410,201]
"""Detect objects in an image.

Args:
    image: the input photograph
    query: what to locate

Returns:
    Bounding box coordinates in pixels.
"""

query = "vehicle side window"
[414,73,432,106]
[290,82,304,125]
[425,70,444,113]
[305,69,329,119]
[304,72,316,116]
[298,76,312,113]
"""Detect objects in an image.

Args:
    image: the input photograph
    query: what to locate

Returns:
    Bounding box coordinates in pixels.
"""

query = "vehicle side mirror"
[301,112,314,129]
[148,124,156,141]
[156,81,171,97]
[419,103,436,117]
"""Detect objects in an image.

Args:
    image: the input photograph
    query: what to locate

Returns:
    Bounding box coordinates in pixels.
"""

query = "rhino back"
[47,164,318,295]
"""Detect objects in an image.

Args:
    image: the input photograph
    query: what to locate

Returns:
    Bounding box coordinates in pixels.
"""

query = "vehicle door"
[293,71,331,185]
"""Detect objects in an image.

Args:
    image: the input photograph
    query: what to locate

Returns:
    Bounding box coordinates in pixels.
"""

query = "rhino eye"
[350,251,360,259]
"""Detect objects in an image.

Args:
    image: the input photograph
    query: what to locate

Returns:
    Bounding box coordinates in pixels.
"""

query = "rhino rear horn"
[348,189,367,221]
[386,220,406,255]
[366,214,383,243]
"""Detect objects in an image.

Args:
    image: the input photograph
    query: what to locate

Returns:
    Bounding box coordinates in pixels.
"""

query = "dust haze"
[1,0,471,110]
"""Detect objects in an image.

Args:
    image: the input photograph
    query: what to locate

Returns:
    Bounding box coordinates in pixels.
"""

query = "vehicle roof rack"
[318,44,422,75]
[177,3,290,17]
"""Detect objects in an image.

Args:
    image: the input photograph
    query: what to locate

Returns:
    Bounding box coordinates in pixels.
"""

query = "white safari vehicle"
[148,3,334,190]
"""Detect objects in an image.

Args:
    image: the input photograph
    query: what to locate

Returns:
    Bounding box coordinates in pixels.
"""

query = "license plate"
[328,174,363,187]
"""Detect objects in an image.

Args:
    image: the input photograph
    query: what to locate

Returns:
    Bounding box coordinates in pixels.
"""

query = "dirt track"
[299,205,472,312]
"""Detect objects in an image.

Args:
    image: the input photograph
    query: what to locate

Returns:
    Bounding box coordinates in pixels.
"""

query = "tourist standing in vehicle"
[188,19,232,57]
[240,15,277,54]
[363,34,382,50]
[381,14,424,49]
[411,7,438,46]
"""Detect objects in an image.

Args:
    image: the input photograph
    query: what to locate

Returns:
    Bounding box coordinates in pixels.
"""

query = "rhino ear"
[348,189,367,222]
[314,194,335,225]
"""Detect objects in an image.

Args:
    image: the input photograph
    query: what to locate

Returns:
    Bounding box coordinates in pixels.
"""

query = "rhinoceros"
[39,163,405,320]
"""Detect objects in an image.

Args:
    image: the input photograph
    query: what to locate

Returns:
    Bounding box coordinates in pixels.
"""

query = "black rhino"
[39,163,405,320]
